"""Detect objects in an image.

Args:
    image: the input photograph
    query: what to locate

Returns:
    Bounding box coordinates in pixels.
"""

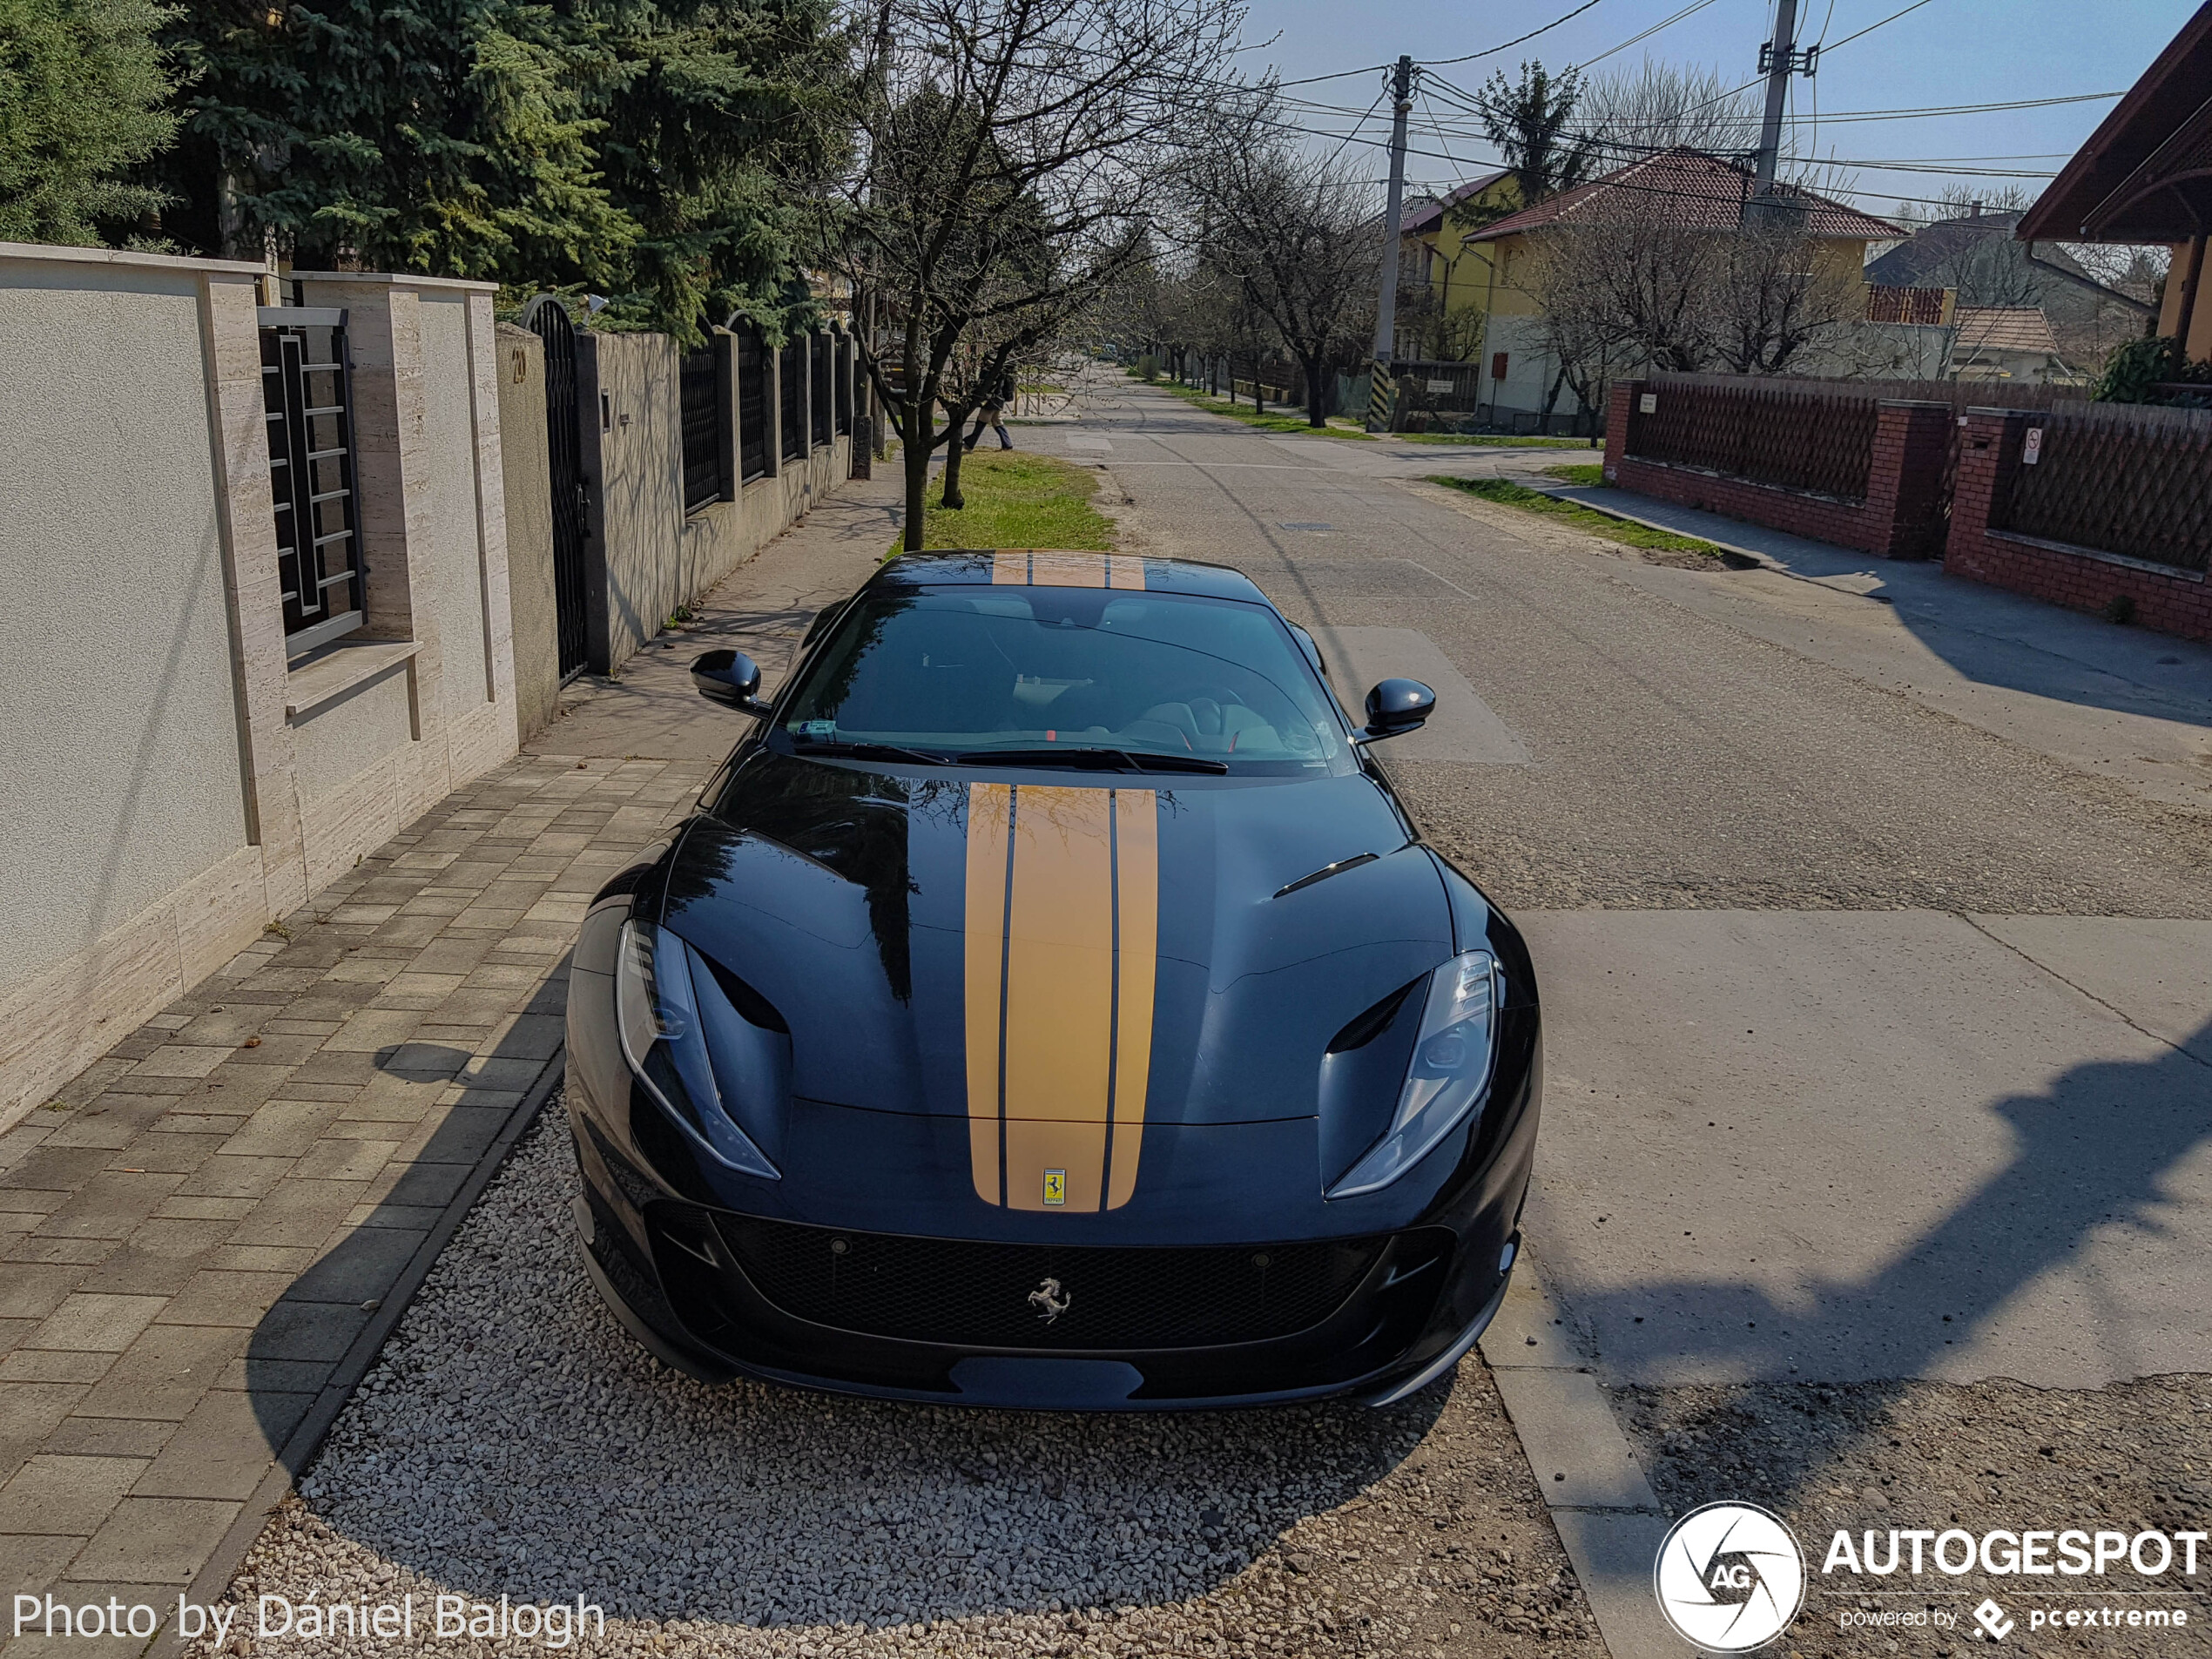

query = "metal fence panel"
[679,342,725,512]
[1629,378,1881,502]
[780,339,804,462]
[1998,401,2212,575]
[736,324,769,482]
[811,334,832,448]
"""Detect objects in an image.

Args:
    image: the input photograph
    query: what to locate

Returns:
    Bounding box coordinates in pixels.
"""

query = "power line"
[1568,0,1725,71]
[1424,0,1611,67]
[1824,0,1940,53]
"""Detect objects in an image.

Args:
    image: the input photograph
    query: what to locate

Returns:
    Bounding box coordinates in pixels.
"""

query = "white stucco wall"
[0,261,252,982]
[417,292,491,719]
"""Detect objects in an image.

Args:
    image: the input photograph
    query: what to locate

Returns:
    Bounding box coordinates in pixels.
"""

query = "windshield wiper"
[953,746,1230,775]
[788,738,951,765]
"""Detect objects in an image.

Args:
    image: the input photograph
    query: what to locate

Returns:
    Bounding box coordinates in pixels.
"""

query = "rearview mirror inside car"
[1360,678,1435,742]
[691,650,774,718]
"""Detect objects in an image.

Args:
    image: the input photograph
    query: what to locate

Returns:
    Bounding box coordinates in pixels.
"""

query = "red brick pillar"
[1944,408,2031,568]
[1863,399,1956,559]
[1603,379,1648,482]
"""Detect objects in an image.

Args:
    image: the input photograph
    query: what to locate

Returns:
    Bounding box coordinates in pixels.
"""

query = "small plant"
[262,921,293,941]
[2104,593,2137,625]
[665,604,697,628]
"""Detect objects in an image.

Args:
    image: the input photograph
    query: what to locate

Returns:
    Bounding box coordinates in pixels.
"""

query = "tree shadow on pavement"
[1561,1017,2212,1516]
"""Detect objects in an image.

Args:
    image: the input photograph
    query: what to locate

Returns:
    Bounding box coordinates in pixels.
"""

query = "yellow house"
[1419,148,1898,420]
[1398,167,1519,353]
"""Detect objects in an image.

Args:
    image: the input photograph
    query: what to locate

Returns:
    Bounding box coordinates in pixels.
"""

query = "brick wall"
[1602,380,1953,558]
[1945,408,2212,642]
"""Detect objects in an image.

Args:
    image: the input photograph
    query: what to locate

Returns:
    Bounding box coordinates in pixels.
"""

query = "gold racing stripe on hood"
[964,781,1159,1211]
[988,550,1147,590]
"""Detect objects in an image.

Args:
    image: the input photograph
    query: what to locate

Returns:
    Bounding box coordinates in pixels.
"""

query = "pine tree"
[166,0,632,287]
[0,0,181,245]
[158,0,844,335]
[585,0,849,340]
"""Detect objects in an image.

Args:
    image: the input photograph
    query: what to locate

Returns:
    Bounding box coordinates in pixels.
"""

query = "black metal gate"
[523,295,591,680]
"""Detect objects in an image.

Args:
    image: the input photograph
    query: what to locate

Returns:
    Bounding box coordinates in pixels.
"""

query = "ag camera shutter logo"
[1654,1501,1807,1650]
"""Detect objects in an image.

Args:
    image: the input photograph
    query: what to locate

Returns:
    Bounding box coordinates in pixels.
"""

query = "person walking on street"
[965,368,1017,451]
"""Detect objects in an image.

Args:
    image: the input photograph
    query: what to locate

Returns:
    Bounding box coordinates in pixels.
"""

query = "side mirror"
[1359,678,1434,743]
[691,650,774,718]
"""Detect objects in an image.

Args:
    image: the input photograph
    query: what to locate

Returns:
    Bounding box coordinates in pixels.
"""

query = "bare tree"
[1183,95,1378,426]
[822,0,1243,551]
[1523,201,1874,388]
[1577,57,1762,164]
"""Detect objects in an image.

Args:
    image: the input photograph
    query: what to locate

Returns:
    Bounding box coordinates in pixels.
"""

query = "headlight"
[616,920,779,1180]
[1327,949,1498,1199]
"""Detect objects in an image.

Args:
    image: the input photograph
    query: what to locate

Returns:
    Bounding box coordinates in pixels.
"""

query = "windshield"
[774,586,1349,775]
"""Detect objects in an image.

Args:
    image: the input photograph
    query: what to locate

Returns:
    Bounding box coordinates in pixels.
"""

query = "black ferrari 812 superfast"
[564,550,1540,1408]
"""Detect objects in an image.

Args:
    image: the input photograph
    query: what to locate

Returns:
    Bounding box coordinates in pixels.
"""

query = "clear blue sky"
[1238,0,2195,224]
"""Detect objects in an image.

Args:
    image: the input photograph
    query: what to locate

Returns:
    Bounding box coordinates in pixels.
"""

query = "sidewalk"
[0,473,899,1655]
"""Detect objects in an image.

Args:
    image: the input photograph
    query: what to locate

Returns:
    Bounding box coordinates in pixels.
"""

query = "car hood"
[658,752,1454,1143]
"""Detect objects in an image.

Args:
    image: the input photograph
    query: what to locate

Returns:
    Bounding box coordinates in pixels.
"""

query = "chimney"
[1970,201,1982,218]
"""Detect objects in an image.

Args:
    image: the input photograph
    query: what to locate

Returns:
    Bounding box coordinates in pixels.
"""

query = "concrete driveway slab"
[1517,907,2212,1390]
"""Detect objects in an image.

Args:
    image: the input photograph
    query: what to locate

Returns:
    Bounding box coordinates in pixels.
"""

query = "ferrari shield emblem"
[1043,1170,1067,1206]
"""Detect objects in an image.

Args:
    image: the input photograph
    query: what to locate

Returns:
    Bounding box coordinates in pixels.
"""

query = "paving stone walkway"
[0,473,899,1655]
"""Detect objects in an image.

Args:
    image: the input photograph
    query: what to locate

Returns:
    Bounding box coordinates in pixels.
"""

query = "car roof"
[873,550,1272,606]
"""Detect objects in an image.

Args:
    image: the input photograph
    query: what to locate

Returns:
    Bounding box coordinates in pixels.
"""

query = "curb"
[1480,1251,1682,1659]
[149,1049,569,1659]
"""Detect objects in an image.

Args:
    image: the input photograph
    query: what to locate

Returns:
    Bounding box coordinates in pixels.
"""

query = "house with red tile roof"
[1426,148,1898,421]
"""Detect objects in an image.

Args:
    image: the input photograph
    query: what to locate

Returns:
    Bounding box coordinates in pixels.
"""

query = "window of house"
[679,338,727,513]
[780,338,805,462]
[260,308,364,658]
[737,323,769,482]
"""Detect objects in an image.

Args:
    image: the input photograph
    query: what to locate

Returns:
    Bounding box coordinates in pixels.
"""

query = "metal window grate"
[835,336,853,435]
[260,308,362,657]
[811,334,832,448]
[679,341,725,513]
[779,338,805,462]
[736,324,769,482]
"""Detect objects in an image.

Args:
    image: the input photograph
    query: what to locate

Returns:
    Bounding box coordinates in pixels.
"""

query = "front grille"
[714,1217,1387,1350]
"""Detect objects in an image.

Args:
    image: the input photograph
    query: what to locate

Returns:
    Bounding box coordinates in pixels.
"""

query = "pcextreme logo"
[1654,1501,1808,1651]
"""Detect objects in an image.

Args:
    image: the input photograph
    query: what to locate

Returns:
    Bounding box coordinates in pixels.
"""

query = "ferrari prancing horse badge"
[1043,1169,1067,1205]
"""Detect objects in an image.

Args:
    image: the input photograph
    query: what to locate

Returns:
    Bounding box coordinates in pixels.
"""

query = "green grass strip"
[890,449,1116,557]
[1429,475,1725,556]
[1543,462,1607,488]
[1150,381,1377,440]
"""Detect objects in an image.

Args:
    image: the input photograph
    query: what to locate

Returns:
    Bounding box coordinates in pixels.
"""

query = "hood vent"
[1274,851,1379,899]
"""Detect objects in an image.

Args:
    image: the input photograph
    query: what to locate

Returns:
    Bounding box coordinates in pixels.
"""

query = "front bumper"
[567,1090,1532,1410]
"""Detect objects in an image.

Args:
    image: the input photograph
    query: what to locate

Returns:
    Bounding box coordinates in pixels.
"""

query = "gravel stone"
[191,1100,1602,1657]
[1619,1377,2212,1659]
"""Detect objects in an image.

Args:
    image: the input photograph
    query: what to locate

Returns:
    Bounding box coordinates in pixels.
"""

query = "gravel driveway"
[1620,1377,2212,1659]
[193,1102,1601,1659]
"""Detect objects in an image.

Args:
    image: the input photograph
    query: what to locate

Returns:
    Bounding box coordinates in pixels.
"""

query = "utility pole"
[1749,0,1817,223]
[1366,54,1417,433]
